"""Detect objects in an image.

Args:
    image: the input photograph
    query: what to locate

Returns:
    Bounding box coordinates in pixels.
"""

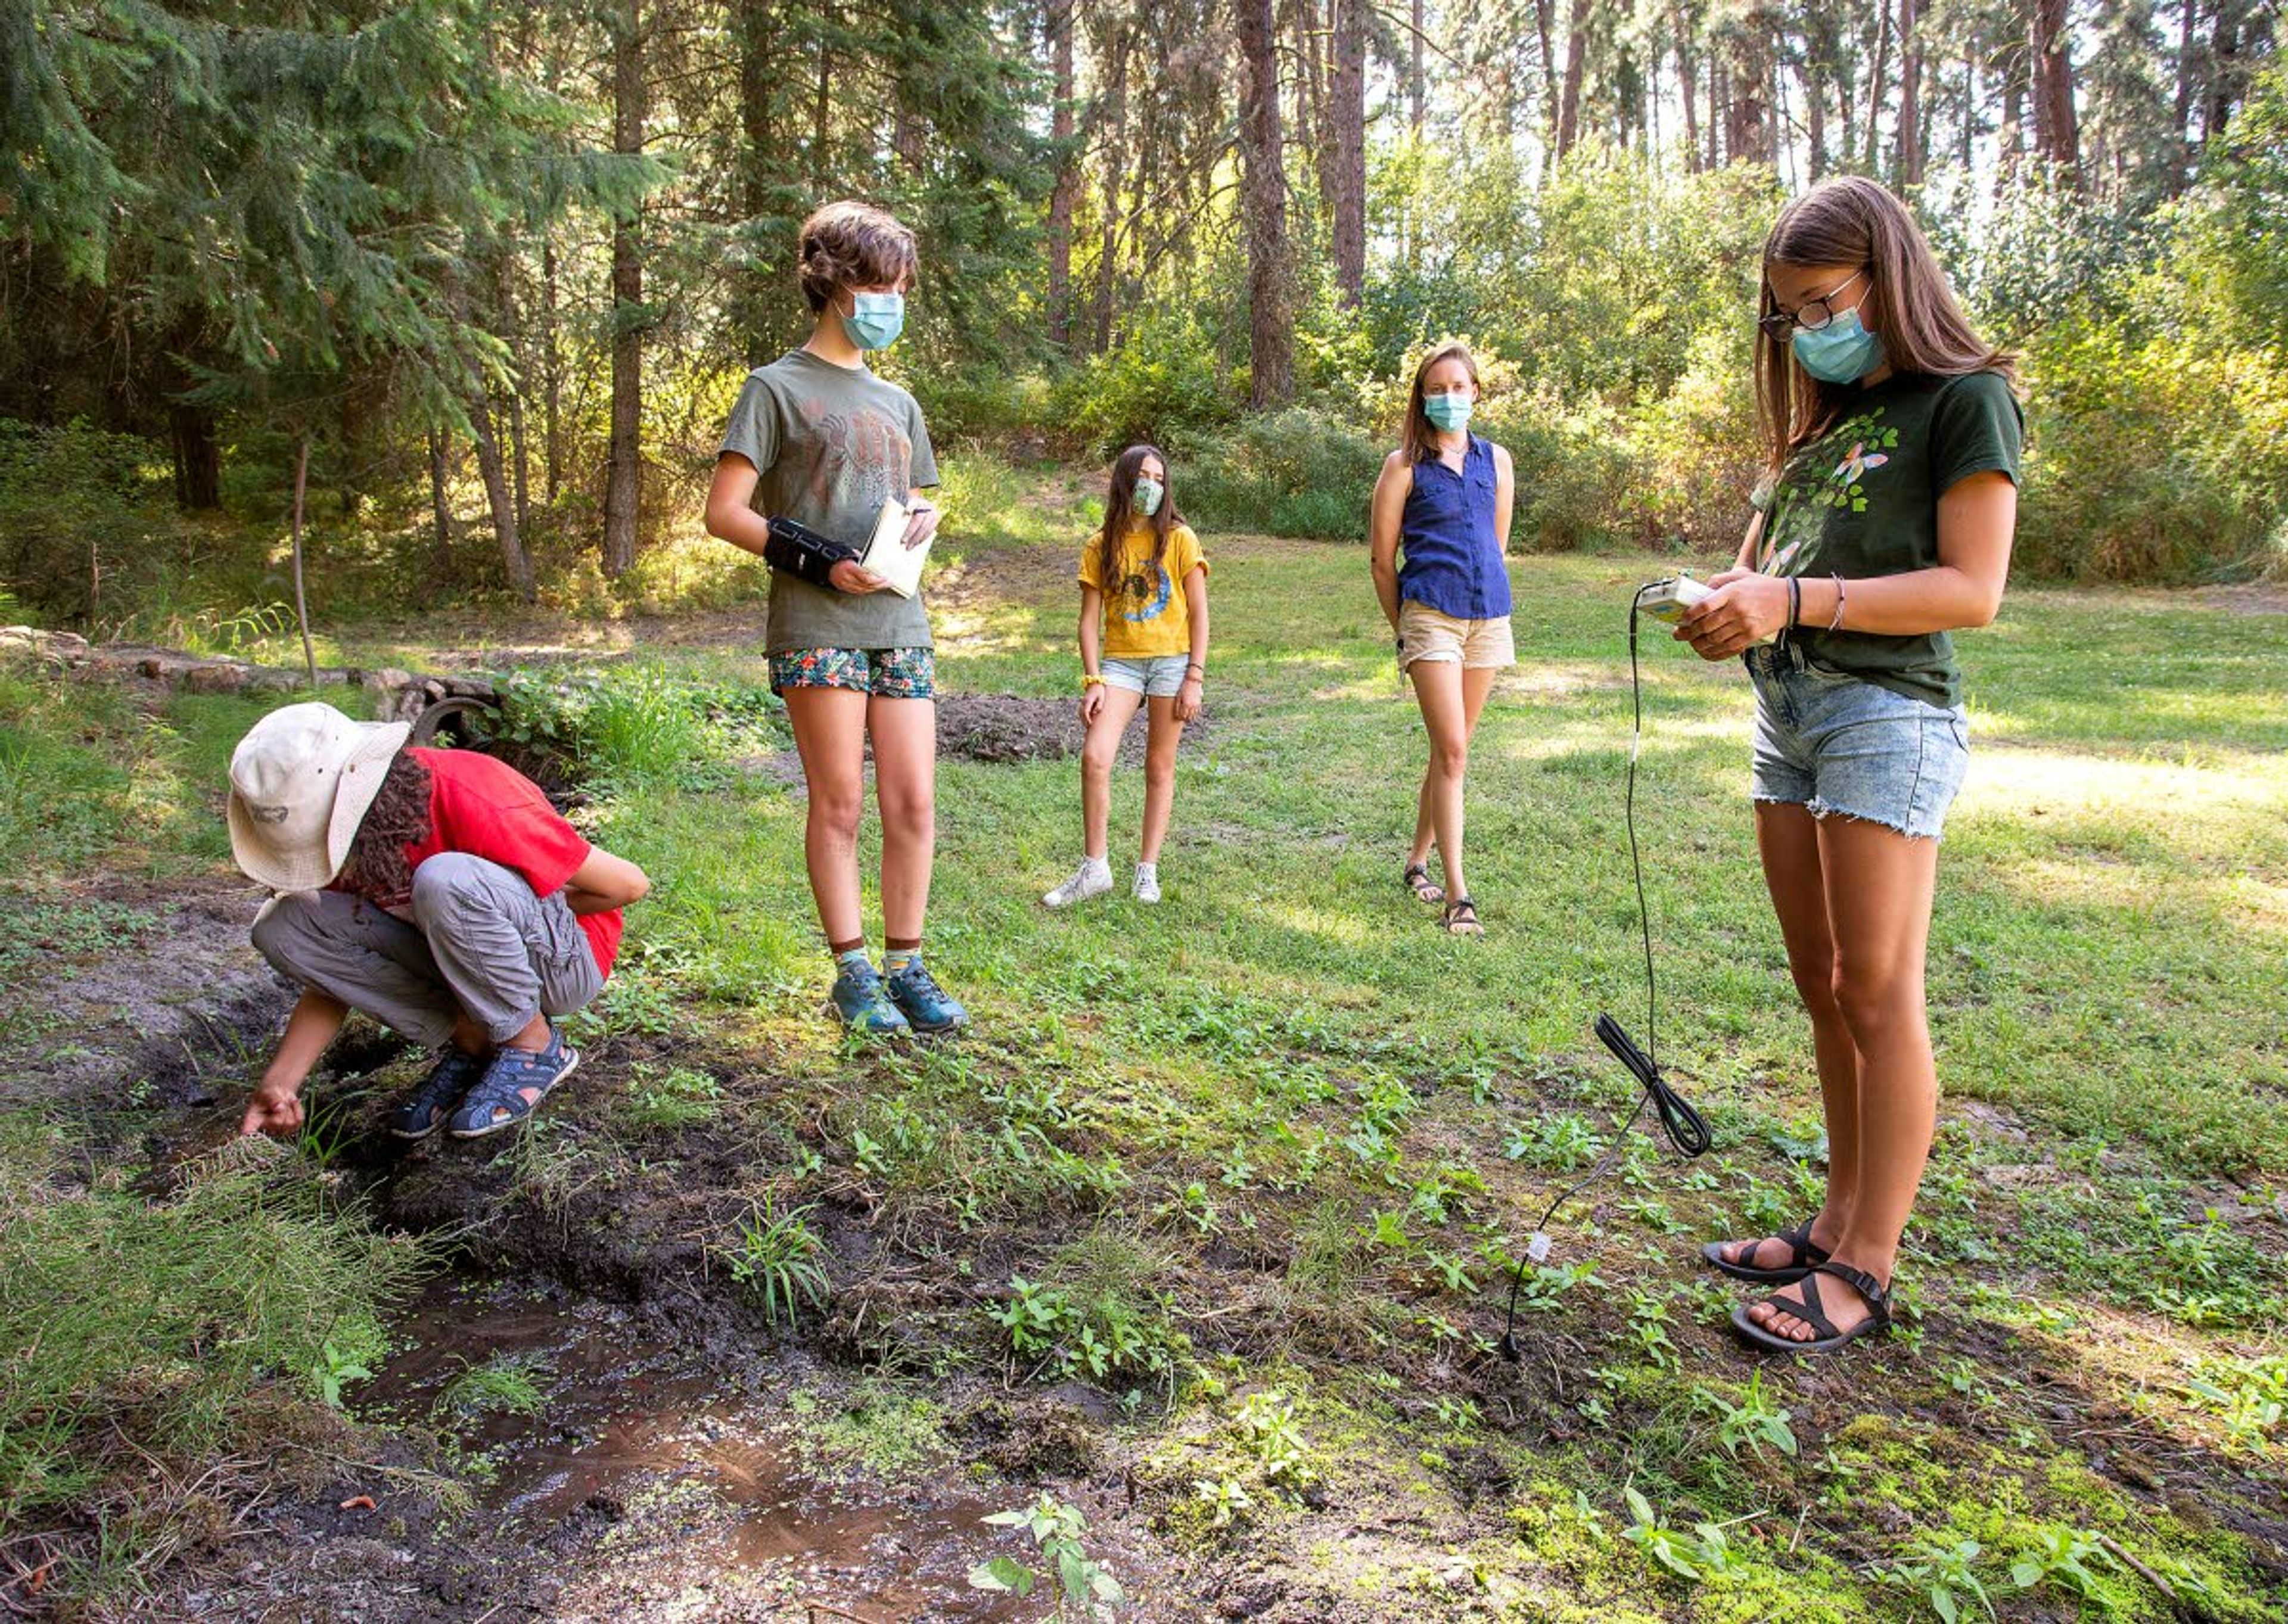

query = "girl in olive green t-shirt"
[1675,178,2023,1358]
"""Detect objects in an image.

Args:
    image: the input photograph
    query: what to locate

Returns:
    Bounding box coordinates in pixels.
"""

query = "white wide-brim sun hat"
[226,702,413,892]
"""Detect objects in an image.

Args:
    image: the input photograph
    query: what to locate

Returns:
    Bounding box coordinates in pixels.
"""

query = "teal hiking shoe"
[831,959,912,1037]
[884,955,968,1035]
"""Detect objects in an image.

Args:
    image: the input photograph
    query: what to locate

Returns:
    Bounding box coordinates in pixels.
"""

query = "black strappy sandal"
[1731,1260,1892,1355]
[1701,1219,1830,1285]
[1403,860,1444,905]
[1441,895,1483,936]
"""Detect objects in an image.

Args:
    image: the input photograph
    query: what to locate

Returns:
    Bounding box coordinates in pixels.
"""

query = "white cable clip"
[1526,1231,1553,1264]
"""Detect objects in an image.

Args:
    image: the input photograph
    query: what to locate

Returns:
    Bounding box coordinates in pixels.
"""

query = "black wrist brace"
[763,515,860,587]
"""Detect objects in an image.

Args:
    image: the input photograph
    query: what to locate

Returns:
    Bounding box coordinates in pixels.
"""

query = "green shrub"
[1053,306,1241,457]
[1179,406,1385,541]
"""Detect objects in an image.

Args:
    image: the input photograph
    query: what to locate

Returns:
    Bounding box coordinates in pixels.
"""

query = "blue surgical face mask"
[1132,477,1165,517]
[1792,307,1886,384]
[1423,393,1473,433]
[842,291,905,350]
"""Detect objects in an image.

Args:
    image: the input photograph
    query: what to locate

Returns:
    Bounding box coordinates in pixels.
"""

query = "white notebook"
[858,497,932,599]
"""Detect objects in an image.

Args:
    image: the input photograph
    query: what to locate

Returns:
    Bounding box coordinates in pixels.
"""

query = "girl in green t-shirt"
[702,200,966,1040]
[1675,176,2023,1357]
[1042,444,1211,909]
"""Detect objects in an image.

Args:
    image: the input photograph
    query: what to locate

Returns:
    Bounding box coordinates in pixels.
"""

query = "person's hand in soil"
[1079,682,1105,726]
[827,559,891,594]
[241,1074,305,1137]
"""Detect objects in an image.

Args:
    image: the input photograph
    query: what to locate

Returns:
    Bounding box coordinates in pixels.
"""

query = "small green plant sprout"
[1194,1474,1252,1527]
[312,1339,374,1410]
[1696,1368,1798,1458]
[991,1276,1075,1364]
[621,1064,723,1130]
[1217,1144,1255,1189]
[2008,1526,2121,1603]
[1621,1486,1705,1582]
[1431,1395,1481,1431]
[1625,1288,1679,1371]
[1425,1250,1479,1295]
[1234,1389,1311,1485]
[968,1494,1124,1617]
[1504,1112,1603,1171]
[717,1195,829,1326]
[2183,1352,2287,1450]
[1880,1536,1996,1623]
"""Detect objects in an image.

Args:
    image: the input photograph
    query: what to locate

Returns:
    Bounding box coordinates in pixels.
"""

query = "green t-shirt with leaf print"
[1754,368,2023,711]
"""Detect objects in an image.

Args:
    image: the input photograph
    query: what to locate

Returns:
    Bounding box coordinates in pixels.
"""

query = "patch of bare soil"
[0,876,285,1116]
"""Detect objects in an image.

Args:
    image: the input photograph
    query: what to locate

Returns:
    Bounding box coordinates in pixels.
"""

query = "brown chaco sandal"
[1702,1219,1830,1286]
[1441,895,1483,936]
[1403,860,1444,905]
[1731,1260,1892,1355]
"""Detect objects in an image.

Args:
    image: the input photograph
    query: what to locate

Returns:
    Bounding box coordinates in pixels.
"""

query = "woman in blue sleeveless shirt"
[1369,341,1516,935]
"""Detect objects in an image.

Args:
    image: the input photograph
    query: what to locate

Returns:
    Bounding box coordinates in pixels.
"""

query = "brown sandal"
[1441,895,1483,935]
[1403,860,1444,906]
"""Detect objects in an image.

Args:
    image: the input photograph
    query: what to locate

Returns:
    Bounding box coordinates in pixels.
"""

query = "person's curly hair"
[797,200,918,313]
[335,749,433,901]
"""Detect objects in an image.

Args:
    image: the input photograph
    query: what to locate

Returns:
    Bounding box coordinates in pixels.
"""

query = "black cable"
[1498,586,1712,1364]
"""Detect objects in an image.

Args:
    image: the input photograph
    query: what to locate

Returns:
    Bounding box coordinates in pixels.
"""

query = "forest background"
[0,0,2282,636]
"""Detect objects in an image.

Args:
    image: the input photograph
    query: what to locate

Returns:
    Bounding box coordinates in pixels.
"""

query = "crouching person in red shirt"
[228,702,649,1141]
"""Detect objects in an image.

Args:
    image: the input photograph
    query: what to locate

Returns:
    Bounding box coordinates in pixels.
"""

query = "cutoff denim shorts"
[1745,642,1969,841]
[1101,654,1190,698]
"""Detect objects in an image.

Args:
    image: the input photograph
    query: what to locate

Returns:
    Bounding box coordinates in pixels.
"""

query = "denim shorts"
[1745,642,1969,841]
[1101,654,1190,698]
[769,646,935,699]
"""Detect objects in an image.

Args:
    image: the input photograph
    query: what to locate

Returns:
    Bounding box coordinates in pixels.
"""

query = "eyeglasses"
[1758,268,1869,341]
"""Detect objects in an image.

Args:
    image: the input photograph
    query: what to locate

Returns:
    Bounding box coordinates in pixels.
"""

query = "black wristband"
[1787,576,1801,630]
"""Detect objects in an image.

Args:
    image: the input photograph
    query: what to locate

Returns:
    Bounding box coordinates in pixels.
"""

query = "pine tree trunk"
[2205,0,2243,144]
[1557,0,1591,160]
[1330,0,1366,304]
[427,427,455,580]
[541,231,562,505]
[1047,0,1077,350]
[497,255,530,536]
[289,437,317,686]
[471,392,534,603]
[603,0,645,581]
[170,406,222,512]
[1724,23,1774,165]
[2000,54,2026,185]
[2029,0,2081,180]
[1709,54,1723,167]
[1866,1,1891,170]
[1895,0,1923,184]
[1674,12,1701,172]
[2174,0,2199,144]
[1535,0,1560,147]
[738,0,781,365]
[1093,40,1129,355]
[1800,56,1826,180]
[812,2,833,186]
[1236,0,1294,407]
[1410,0,1425,133]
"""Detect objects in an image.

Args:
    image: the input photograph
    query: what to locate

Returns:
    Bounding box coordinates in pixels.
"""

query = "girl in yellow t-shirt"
[1043,444,1210,908]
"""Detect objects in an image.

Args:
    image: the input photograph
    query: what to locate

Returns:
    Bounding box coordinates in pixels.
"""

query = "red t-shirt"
[338,748,621,978]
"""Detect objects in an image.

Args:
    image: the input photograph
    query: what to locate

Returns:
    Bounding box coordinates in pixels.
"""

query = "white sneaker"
[1043,860,1112,909]
[1133,863,1161,904]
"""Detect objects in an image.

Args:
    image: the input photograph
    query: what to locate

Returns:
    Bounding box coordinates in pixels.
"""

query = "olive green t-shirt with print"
[719,349,940,654]
[1755,368,2023,710]
[1078,521,1208,659]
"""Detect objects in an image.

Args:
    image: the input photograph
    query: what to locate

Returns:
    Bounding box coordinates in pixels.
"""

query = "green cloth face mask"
[1132,478,1164,517]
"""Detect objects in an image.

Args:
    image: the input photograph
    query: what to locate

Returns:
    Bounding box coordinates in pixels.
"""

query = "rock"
[184,663,253,695]
[360,667,415,700]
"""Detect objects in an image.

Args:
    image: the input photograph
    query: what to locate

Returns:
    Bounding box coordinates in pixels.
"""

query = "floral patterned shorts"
[769,646,935,699]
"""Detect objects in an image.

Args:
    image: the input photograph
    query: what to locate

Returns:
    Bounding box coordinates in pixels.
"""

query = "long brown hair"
[1404,341,1480,465]
[1096,444,1180,590]
[1755,176,2018,476]
[336,749,433,902]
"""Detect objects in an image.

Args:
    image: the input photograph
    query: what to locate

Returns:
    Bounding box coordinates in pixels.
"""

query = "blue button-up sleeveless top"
[1398,434,1509,620]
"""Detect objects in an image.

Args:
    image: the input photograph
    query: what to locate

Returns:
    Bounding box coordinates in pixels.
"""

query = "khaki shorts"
[1398,600,1516,670]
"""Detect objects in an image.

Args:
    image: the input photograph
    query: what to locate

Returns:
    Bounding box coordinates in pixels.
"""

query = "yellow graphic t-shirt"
[1078,520,1208,659]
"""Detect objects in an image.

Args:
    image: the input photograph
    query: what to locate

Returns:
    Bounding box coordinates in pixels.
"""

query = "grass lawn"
[5,487,2284,1619]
